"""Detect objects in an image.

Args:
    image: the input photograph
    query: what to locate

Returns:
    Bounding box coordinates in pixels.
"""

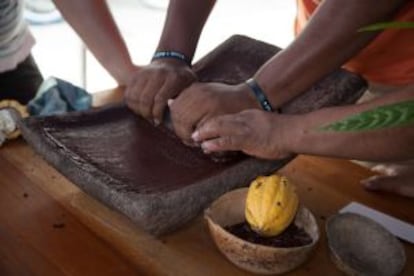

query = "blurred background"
[26,0,296,93]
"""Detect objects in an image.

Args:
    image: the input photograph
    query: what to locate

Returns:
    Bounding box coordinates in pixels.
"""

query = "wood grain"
[1,139,412,275]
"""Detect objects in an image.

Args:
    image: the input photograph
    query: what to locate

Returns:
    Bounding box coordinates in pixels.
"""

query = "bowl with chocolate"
[204,175,319,274]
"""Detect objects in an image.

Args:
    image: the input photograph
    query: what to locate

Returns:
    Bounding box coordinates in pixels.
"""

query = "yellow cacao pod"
[245,174,299,237]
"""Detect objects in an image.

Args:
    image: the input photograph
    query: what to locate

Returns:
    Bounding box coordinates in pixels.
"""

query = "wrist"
[245,78,278,112]
[274,114,305,156]
[150,57,191,69]
[114,63,139,86]
[152,50,192,67]
[238,83,262,110]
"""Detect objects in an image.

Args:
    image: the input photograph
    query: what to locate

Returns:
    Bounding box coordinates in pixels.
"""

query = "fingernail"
[154,119,160,126]
[202,145,210,154]
[201,141,212,152]
[361,180,376,189]
[167,99,174,106]
[191,131,200,141]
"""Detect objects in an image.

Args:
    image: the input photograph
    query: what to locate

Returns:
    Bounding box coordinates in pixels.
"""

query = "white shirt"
[0,0,35,72]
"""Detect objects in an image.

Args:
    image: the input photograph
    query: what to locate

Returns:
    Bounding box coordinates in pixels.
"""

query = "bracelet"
[245,78,274,112]
[152,51,192,67]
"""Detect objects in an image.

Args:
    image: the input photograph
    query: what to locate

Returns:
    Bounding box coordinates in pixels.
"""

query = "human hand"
[361,162,414,198]
[168,82,259,144]
[192,109,293,160]
[125,59,196,125]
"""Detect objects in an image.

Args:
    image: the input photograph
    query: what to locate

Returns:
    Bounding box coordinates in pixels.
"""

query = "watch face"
[24,0,63,25]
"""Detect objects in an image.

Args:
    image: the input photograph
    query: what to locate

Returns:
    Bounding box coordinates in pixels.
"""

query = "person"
[124,0,414,198]
[0,0,140,104]
[0,0,43,104]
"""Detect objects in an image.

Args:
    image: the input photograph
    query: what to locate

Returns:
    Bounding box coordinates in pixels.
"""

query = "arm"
[255,0,406,108]
[194,86,414,162]
[288,88,414,161]
[125,0,216,125]
[157,0,216,60]
[52,0,137,85]
[167,0,407,143]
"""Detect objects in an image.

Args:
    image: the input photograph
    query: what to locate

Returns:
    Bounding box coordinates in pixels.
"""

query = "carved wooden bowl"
[204,188,319,275]
[326,213,406,276]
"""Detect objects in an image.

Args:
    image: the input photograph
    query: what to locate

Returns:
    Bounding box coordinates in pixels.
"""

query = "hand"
[125,59,196,125]
[192,109,293,160]
[361,162,414,198]
[169,82,259,144]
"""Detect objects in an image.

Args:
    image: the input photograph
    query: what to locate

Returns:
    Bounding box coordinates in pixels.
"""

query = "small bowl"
[326,213,406,276]
[204,188,319,275]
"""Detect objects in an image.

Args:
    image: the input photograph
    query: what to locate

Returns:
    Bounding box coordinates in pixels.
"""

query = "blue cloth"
[28,77,92,116]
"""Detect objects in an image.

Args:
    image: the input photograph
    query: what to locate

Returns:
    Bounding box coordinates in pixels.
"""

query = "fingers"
[125,74,146,113]
[371,164,399,176]
[169,83,240,143]
[138,77,163,121]
[124,62,196,124]
[200,136,245,153]
[150,80,171,125]
[361,174,414,198]
[169,96,206,145]
[152,76,186,126]
[192,115,248,153]
[371,163,414,175]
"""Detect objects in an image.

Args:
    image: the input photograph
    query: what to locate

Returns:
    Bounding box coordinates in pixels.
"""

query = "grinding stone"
[20,35,367,235]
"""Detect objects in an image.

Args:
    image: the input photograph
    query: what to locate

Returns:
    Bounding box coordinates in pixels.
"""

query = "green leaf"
[319,101,414,132]
[359,21,414,32]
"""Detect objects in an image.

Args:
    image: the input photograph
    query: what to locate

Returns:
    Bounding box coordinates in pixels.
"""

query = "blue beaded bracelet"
[152,51,192,67]
[245,78,274,112]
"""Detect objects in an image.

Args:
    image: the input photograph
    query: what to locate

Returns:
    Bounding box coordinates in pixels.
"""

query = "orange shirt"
[296,0,414,85]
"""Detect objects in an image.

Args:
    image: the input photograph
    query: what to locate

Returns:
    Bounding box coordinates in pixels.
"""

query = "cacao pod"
[245,174,299,237]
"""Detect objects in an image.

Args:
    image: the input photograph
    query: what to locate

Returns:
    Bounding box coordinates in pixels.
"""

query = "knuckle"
[220,136,235,147]
[168,72,180,82]
[127,85,140,96]
[139,94,153,106]
[154,93,167,105]
[152,70,166,80]
[138,68,152,79]
[240,123,251,136]
[129,71,142,83]
[180,69,195,81]
[209,116,221,126]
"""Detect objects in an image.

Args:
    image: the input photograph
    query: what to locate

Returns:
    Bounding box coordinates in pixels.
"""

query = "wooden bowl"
[326,213,406,276]
[204,188,319,275]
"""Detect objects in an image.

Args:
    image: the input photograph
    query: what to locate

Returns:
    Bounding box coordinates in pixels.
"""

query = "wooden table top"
[0,88,412,275]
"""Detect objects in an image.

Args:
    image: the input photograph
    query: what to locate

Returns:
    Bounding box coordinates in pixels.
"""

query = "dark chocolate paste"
[43,105,239,194]
[226,221,313,248]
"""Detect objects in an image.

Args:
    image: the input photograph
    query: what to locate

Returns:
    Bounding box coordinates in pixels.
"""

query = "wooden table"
[0,89,412,275]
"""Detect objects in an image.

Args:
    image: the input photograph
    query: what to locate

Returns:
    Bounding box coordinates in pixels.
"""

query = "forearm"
[284,87,414,161]
[255,0,406,108]
[53,0,135,85]
[157,0,216,61]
